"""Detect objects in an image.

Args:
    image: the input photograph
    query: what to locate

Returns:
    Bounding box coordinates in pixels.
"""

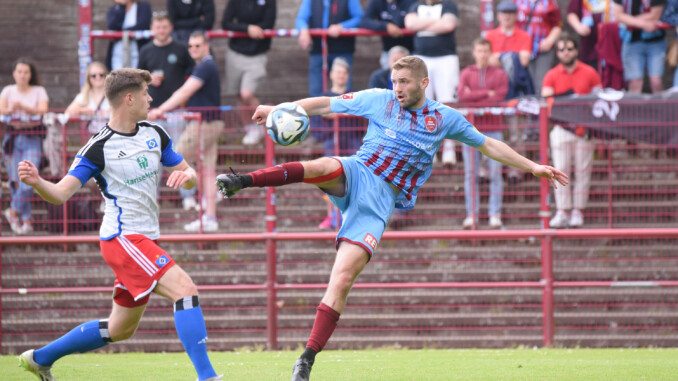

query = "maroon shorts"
[100,234,175,307]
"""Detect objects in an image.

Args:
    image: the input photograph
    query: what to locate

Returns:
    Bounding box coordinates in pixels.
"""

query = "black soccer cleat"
[290,358,313,381]
[215,173,244,198]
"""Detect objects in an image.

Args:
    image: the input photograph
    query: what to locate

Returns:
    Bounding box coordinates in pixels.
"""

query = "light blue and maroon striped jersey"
[330,88,486,209]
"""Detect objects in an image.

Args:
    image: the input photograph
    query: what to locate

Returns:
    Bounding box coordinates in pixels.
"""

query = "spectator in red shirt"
[515,0,563,92]
[457,38,509,229]
[486,0,533,69]
[542,34,602,228]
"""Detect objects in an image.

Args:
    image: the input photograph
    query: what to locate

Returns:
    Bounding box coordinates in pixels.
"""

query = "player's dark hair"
[392,56,428,79]
[104,68,151,107]
[13,57,41,86]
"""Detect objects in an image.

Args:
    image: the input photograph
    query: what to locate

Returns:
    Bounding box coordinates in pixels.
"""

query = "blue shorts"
[328,156,397,259]
[621,39,666,81]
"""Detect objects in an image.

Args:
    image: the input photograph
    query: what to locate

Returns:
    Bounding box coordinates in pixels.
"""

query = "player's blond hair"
[104,68,151,107]
[391,56,428,80]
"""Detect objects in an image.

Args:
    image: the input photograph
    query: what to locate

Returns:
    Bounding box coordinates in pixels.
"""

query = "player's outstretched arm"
[251,97,332,125]
[18,160,82,204]
[476,137,569,189]
[166,160,197,190]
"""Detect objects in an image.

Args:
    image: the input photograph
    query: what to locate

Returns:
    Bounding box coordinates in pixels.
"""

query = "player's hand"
[532,165,569,189]
[18,160,40,186]
[248,24,265,39]
[147,109,163,120]
[386,23,403,38]
[328,24,343,38]
[166,170,193,189]
[298,29,311,50]
[252,105,274,125]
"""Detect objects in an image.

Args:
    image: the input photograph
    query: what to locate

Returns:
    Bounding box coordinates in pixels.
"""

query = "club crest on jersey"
[363,233,378,251]
[146,138,158,150]
[155,254,169,267]
[339,93,354,100]
[424,116,437,132]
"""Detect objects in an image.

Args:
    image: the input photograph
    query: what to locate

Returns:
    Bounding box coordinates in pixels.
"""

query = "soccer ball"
[265,102,310,146]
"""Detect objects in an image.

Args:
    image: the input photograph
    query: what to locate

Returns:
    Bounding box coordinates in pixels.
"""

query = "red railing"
[2,101,678,351]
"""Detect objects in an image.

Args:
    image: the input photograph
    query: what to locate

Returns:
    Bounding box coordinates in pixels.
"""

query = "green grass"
[3,348,678,380]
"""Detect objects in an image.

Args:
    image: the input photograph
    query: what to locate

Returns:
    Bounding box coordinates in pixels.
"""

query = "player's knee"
[108,322,139,342]
[304,157,340,178]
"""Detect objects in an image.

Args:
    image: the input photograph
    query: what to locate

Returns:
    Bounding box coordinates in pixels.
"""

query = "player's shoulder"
[77,126,115,157]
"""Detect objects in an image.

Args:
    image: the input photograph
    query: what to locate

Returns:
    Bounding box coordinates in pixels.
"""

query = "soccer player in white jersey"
[217,56,569,381]
[16,69,221,381]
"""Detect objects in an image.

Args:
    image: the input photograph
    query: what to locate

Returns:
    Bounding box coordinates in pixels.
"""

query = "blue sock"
[175,296,217,380]
[33,320,110,366]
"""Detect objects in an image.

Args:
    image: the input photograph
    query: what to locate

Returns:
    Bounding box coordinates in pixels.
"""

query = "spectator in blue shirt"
[360,0,416,69]
[295,0,364,97]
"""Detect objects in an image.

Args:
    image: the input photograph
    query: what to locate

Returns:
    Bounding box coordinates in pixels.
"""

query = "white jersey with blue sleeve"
[67,121,184,240]
[330,89,486,209]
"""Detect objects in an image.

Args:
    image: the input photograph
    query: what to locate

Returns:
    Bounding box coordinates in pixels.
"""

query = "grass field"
[3,348,677,381]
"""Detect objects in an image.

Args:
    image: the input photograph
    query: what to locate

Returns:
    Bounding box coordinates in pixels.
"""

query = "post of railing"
[321,33,328,93]
[539,103,554,346]
[264,137,278,350]
[541,235,554,347]
[62,122,69,235]
[468,113,477,230]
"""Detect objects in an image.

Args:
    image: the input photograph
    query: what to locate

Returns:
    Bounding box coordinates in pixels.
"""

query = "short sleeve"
[161,144,184,167]
[35,86,49,102]
[330,88,388,119]
[542,70,556,90]
[448,120,486,148]
[443,1,458,16]
[190,59,217,83]
[0,86,10,100]
[67,155,100,186]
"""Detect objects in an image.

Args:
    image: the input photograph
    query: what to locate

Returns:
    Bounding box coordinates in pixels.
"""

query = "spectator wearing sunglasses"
[66,61,111,135]
[542,35,601,229]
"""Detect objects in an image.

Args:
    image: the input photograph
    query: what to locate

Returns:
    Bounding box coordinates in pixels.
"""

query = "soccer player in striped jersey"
[216,56,568,381]
[16,68,221,381]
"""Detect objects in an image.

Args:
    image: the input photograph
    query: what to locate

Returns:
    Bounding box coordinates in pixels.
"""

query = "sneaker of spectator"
[184,214,218,232]
[242,123,266,145]
[489,215,503,229]
[4,208,22,234]
[462,216,475,230]
[19,221,34,235]
[182,196,198,211]
[568,209,583,228]
[549,210,569,228]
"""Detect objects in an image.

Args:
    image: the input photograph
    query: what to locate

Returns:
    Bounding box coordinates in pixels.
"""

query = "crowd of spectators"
[2,0,678,234]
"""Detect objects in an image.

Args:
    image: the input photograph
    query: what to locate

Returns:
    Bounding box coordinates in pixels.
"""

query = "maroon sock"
[305,302,340,353]
[249,162,305,187]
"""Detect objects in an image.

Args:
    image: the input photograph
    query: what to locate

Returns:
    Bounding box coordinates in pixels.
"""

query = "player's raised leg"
[154,265,221,381]
[291,242,370,381]
[216,156,345,198]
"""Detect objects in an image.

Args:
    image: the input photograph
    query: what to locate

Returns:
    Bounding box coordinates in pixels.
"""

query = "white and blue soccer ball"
[265,102,310,146]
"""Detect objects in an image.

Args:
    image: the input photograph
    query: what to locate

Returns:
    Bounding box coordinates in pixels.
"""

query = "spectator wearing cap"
[515,0,563,92]
[486,1,532,69]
